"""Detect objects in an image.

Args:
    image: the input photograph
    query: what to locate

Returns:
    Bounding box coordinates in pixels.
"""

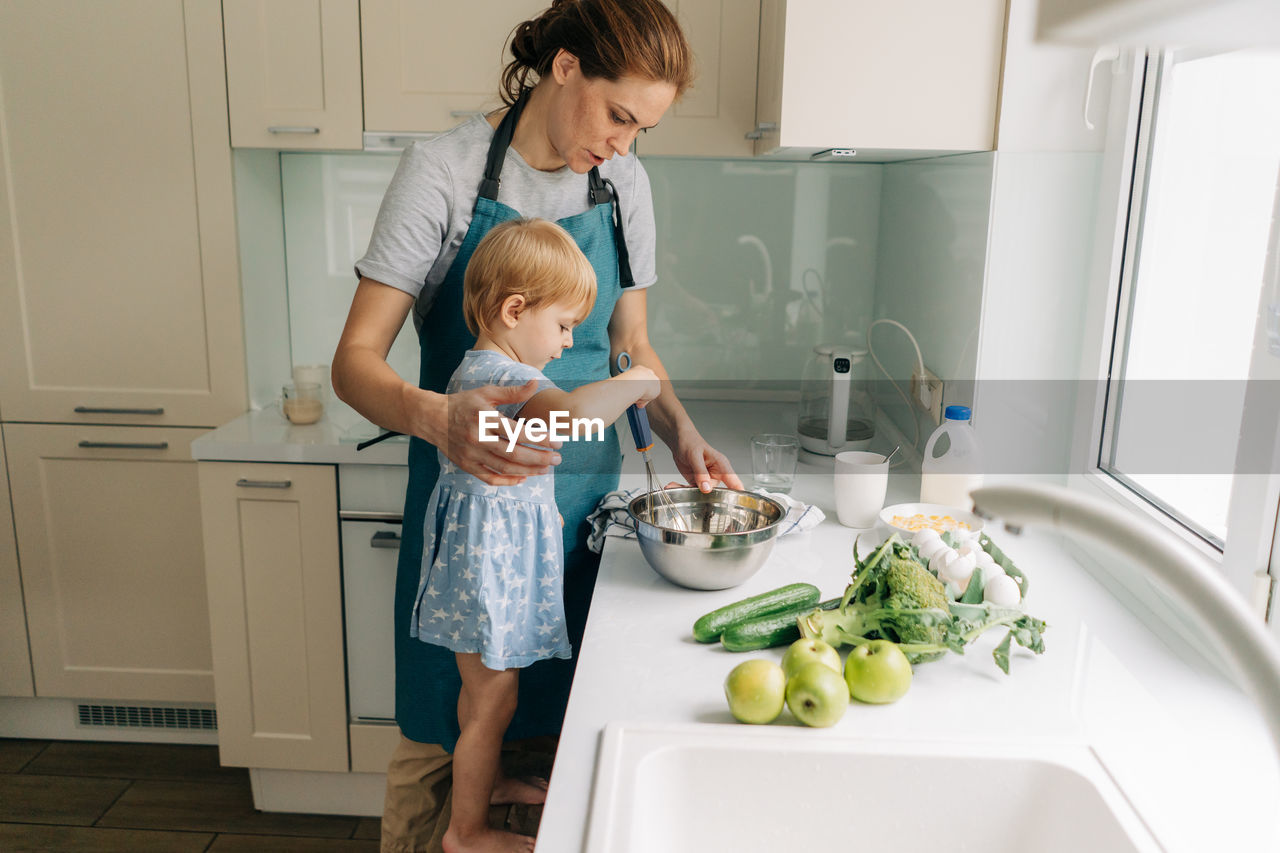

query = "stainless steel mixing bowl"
[627,488,787,590]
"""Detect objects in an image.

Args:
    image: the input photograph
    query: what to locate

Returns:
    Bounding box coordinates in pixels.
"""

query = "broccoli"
[798,534,1048,673]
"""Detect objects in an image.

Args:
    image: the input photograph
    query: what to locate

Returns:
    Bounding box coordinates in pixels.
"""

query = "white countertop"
[190,404,409,465]
[535,465,1280,852]
[189,399,1279,848]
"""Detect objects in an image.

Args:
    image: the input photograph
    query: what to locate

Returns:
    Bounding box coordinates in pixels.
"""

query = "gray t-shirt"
[355,115,657,330]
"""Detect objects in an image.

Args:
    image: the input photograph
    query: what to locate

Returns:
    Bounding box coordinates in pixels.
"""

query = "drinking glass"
[751,434,800,494]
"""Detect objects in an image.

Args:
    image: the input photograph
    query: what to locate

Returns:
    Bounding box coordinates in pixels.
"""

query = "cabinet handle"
[449,110,484,119]
[745,122,778,140]
[78,440,169,450]
[74,406,164,415]
[235,478,292,489]
[267,126,320,134]
[370,530,401,550]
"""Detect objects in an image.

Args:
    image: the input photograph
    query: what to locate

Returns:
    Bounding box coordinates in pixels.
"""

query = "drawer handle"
[745,121,778,140]
[78,440,169,450]
[74,406,164,415]
[268,126,320,134]
[236,478,292,489]
[449,110,485,119]
[370,530,401,550]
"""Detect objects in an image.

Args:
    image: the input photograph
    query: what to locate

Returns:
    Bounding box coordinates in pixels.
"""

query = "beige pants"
[380,732,557,853]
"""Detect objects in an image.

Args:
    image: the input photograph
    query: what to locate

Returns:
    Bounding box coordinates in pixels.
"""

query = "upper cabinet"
[754,0,1008,157]
[637,0,762,158]
[1038,0,1280,49]
[0,0,247,428]
[223,0,364,150]
[361,0,545,134]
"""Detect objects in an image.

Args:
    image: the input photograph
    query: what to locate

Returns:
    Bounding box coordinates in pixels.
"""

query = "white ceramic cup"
[833,450,889,528]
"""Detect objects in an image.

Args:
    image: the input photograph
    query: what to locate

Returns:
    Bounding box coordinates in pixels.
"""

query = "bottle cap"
[944,405,971,421]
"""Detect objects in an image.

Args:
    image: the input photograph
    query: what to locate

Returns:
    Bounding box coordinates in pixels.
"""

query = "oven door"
[340,515,401,723]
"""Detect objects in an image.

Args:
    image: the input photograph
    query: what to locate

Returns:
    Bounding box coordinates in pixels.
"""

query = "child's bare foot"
[490,773,548,805]
[442,826,535,853]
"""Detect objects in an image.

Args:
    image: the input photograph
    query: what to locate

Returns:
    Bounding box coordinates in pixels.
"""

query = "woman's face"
[548,52,677,173]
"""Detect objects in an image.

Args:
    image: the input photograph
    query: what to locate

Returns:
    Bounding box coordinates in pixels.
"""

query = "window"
[1101,49,1280,550]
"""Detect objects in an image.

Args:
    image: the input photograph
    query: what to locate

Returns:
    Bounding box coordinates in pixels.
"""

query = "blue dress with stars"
[410,349,572,671]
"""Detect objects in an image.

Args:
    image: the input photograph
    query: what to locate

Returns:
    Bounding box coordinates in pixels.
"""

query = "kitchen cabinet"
[0,0,246,428]
[1037,0,1280,48]
[198,461,348,772]
[752,0,1008,157]
[223,0,364,150]
[0,437,33,698]
[4,424,214,702]
[360,0,546,133]
[636,0,762,158]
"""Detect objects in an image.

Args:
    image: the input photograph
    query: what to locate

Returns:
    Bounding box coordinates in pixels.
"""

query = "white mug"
[833,450,889,528]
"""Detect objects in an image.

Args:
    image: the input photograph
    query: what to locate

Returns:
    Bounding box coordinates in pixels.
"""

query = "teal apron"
[392,91,633,750]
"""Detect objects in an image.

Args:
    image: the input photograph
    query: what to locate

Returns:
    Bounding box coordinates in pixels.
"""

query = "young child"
[410,218,659,853]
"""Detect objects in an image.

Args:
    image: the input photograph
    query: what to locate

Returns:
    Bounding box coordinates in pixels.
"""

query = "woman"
[332,1,741,849]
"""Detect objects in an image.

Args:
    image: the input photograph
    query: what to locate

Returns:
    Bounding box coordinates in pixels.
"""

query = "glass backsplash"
[276,150,993,404]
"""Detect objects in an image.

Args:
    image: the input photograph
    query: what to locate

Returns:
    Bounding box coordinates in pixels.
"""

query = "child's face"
[509,299,581,369]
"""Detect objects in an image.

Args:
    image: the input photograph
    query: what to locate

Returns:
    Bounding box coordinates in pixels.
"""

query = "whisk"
[616,353,687,532]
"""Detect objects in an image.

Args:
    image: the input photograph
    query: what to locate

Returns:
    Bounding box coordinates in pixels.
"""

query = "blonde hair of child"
[463,218,597,338]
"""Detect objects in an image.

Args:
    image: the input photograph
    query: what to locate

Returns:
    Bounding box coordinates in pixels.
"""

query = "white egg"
[913,529,943,550]
[956,540,980,558]
[929,547,955,576]
[939,550,977,587]
[917,539,948,562]
[976,551,1003,576]
[984,573,1021,607]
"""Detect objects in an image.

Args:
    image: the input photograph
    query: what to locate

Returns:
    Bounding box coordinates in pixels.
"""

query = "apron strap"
[592,172,635,289]
[479,89,530,200]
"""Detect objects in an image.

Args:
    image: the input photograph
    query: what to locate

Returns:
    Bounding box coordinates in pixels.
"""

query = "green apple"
[844,639,913,704]
[724,659,787,724]
[784,662,850,727]
[780,637,842,680]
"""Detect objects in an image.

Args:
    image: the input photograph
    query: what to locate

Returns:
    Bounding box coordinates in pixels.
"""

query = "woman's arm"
[607,289,744,492]
[332,277,559,484]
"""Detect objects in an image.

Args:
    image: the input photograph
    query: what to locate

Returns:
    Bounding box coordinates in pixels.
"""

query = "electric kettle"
[797,343,876,455]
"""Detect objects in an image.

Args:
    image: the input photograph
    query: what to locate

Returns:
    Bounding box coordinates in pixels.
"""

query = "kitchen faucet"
[971,482,1280,768]
[736,234,773,299]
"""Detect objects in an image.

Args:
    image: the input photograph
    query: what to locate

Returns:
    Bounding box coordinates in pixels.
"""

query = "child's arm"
[518,366,660,427]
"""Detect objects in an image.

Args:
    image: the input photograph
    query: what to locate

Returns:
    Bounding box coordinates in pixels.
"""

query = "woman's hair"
[463,218,597,338]
[501,0,694,105]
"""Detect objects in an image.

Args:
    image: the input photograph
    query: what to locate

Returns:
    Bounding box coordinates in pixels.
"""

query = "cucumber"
[720,597,842,652]
[692,583,821,643]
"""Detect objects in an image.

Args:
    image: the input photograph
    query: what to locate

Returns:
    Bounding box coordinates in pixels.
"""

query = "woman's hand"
[417,379,561,486]
[671,429,744,494]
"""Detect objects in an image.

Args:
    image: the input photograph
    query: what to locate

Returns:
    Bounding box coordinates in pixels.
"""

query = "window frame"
[1069,48,1280,625]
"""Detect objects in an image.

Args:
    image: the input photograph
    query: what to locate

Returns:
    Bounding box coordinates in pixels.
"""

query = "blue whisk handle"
[626,405,653,453]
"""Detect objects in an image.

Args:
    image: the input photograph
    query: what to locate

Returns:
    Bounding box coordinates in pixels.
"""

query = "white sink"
[587,722,1161,853]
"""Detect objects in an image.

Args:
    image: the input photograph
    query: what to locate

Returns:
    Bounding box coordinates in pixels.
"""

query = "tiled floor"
[0,738,380,852]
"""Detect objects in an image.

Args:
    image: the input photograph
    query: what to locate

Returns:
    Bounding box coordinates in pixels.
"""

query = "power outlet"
[910,366,944,425]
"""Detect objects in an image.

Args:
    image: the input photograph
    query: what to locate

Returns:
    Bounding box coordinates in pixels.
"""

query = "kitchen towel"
[586,487,825,554]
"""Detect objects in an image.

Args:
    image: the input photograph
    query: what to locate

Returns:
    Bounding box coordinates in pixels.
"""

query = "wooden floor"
[0,738,381,852]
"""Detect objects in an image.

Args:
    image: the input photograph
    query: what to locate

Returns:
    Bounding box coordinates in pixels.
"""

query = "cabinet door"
[223,0,363,149]
[637,0,762,158]
[758,0,1007,154]
[361,0,545,132]
[199,462,347,771]
[0,0,246,427]
[4,424,213,702]
[0,436,33,698]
